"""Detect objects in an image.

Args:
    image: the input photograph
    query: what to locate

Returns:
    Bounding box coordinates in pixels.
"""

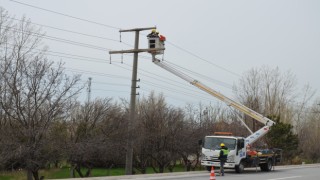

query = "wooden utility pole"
[109,27,162,175]
[87,77,92,104]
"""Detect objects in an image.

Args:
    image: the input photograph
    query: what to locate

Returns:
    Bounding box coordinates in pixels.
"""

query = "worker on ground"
[218,143,229,176]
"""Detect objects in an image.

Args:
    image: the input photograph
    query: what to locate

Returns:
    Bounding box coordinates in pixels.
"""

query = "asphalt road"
[54,164,320,180]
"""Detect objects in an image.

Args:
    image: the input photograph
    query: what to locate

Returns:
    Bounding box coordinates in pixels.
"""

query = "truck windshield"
[204,137,236,150]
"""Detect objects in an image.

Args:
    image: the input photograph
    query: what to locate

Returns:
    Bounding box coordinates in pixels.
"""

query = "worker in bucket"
[147,29,159,38]
[218,143,229,176]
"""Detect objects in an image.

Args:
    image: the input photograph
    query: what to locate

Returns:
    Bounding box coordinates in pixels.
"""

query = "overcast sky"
[1,0,319,107]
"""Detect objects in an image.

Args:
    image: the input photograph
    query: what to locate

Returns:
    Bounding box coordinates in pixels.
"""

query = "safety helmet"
[151,29,156,33]
[220,143,225,147]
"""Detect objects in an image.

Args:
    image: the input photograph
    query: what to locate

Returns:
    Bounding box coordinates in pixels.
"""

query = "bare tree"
[180,104,203,171]
[299,98,320,162]
[135,92,184,173]
[67,98,126,177]
[0,9,82,180]
[233,66,319,162]
[234,66,297,128]
[291,84,316,134]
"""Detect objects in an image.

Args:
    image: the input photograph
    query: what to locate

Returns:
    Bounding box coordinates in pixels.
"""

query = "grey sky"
[1,0,319,107]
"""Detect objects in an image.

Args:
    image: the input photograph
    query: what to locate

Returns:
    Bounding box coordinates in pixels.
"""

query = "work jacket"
[219,147,229,161]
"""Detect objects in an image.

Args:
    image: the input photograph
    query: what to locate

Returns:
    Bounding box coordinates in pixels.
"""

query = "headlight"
[228,155,235,162]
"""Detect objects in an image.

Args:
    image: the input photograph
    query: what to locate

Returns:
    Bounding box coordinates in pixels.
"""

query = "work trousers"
[220,161,226,176]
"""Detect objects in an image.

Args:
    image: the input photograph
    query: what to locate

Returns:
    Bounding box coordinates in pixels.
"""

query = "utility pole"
[317,104,320,144]
[109,27,163,175]
[87,77,92,104]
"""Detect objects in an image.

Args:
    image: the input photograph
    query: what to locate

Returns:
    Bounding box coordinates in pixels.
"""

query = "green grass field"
[0,165,193,179]
[0,167,125,179]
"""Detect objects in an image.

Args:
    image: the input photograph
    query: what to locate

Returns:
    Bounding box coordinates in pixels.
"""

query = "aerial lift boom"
[151,56,275,144]
[146,30,280,173]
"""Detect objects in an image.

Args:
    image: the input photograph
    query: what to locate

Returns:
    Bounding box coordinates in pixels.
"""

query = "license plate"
[209,162,220,166]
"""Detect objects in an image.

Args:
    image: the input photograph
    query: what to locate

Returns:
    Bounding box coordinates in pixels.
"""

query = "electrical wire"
[4,42,139,65]
[4,1,244,105]
[9,0,120,30]
[5,25,111,51]
[142,79,213,101]
[79,80,130,87]
[65,67,130,79]
[164,60,234,89]
[91,88,129,93]
[9,0,242,82]
[113,63,198,93]
[139,87,213,105]
[67,60,215,103]
[113,62,217,100]
[166,41,242,77]
[8,17,133,47]
[2,42,233,104]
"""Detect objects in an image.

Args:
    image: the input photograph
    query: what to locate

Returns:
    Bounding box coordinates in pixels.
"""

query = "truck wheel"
[235,161,244,173]
[266,159,273,171]
[260,159,273,171]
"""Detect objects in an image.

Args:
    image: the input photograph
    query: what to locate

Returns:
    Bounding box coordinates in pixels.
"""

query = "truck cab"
[200,135,245,171]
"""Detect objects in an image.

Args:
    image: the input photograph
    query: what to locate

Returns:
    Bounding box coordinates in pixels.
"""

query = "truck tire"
[260,159,273,171]
[266,159,273,171]
[235,161,244,173]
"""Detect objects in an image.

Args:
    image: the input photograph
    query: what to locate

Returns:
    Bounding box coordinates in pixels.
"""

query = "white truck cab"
[200,135,246,172]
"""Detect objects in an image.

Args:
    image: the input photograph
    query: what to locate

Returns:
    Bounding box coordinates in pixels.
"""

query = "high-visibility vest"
[221,149,229,156]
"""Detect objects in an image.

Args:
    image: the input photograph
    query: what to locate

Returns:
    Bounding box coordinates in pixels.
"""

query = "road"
[54,164,320,180]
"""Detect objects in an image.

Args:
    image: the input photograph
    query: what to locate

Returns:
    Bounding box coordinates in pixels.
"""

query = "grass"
[40,167,125,179]
[0,170,26,180]
[0,164,201,179]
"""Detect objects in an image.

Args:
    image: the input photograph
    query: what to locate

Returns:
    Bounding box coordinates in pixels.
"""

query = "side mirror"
[198,139,203,146]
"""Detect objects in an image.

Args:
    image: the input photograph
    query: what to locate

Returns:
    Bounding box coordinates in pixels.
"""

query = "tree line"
[0,8,319,180]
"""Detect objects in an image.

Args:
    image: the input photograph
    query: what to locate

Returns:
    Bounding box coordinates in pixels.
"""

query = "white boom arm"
[152,57,275,145]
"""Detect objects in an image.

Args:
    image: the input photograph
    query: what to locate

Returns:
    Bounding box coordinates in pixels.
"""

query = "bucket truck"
[147,32,282,173]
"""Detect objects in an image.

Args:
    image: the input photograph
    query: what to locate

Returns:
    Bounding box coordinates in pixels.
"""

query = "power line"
[113,63,195,91]
[113,62,216,99]
[92,88,129,93]
[142,79,213,101]
[113,52,234,93]
[65,67,130,79]
[4,42,132,64]
[79,73,208,103]
[79,80,130,87]
[3,42,234,101]
[9,0,241,80]
[3,2,242,104]
[166,41,242,77]
[9,0,120,30]
[6,25,111,51]
[121,62,191,90]
[8,17,133,47]
[73,61,212,101]
[44,47,234,95]
[165,60,234,89]
[139,87,212,105]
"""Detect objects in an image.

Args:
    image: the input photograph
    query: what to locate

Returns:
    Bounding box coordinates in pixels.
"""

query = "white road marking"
[267,176,302,180]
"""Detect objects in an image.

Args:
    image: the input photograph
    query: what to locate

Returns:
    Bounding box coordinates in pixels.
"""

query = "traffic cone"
[210,166,216,180]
